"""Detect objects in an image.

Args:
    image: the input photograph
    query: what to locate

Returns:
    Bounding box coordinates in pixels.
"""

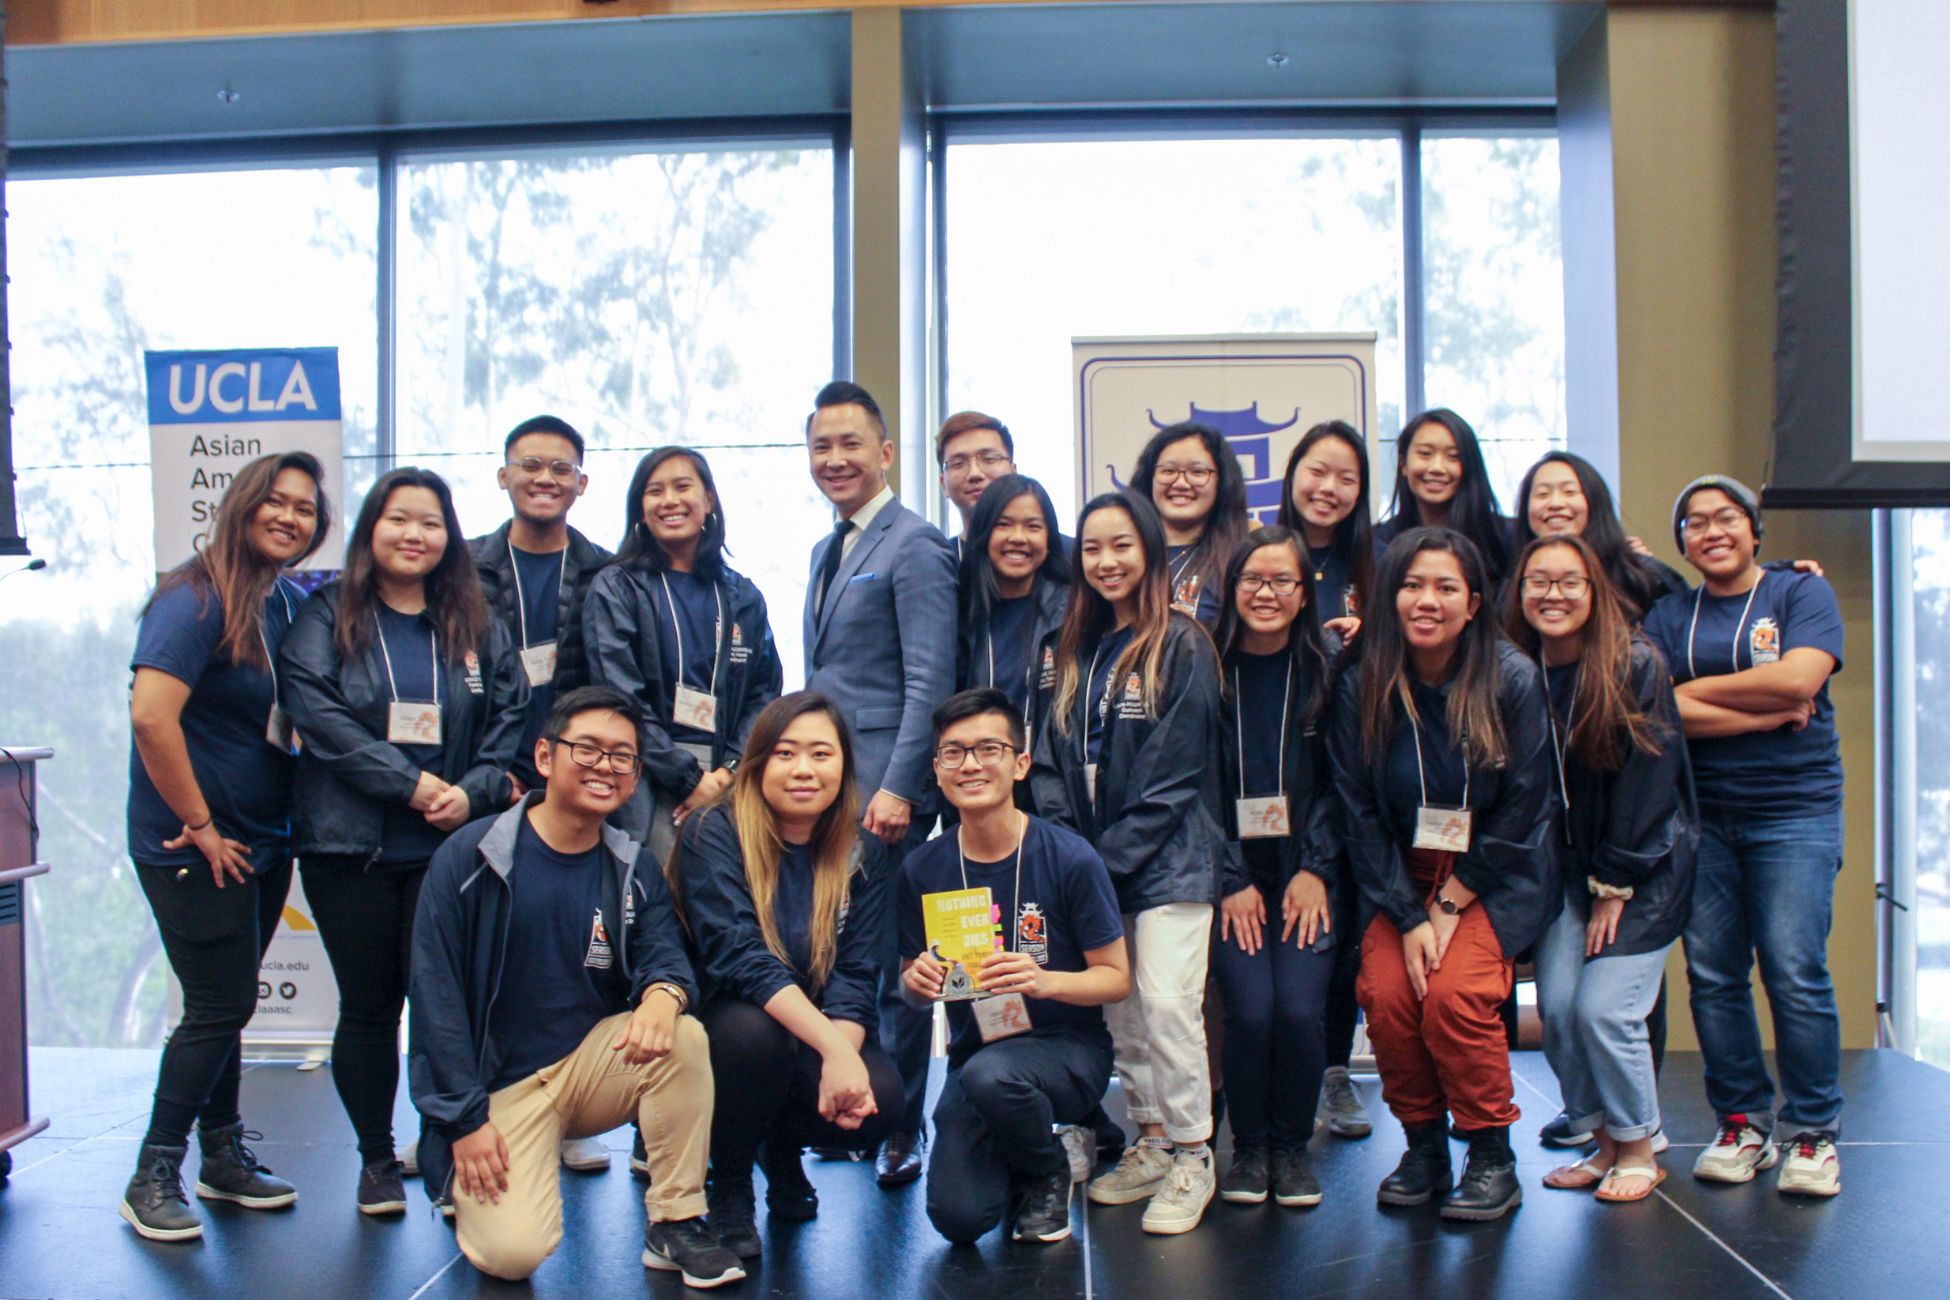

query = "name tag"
[388,701,443,746]
[972,991,1031,1043]
[1236,795,1290,840]
[1413,804,1472,854]
[519,641,557,688]
[1084,762,1099,806]
[674,684,718,733]
[266,703,296,754]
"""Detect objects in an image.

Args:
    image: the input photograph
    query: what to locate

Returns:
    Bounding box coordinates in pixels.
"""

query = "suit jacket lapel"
[815,501,899,646]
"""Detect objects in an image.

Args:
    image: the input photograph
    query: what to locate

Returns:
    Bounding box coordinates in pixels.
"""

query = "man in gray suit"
[802,380,957,1187]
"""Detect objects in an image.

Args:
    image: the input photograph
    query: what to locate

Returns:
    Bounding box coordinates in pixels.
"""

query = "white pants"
[1104,901,1214,1146]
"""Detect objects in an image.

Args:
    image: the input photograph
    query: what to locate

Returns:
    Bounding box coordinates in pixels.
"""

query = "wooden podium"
[0,746,52,1183]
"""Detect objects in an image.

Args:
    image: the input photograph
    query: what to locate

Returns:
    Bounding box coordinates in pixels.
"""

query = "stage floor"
[0,1046,1939,1298]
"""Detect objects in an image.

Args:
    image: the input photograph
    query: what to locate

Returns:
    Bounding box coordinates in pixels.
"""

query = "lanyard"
[1232,659,1291,801]
[1169,547,1197,587]
[377,615,439,706]
[259,583,296,697]
[506,540,568,652]
[660,573,725,697]
[1408,705,1469,811]
[1539,657,1578,820]
[1685,570,1764,679]
[1081,638,1119,752]
[957,811,1027,956]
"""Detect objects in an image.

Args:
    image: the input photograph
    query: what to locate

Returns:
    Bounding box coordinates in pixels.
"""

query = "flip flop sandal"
[1543,1158,1609,1190]
[1595,1164,1668,1203]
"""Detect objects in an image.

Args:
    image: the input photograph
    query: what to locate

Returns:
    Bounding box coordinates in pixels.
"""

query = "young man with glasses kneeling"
[408,685,744,1288]
[898,689,1131,1246]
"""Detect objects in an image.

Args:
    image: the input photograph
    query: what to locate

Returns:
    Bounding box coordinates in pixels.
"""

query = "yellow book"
[921,887,1002,1001]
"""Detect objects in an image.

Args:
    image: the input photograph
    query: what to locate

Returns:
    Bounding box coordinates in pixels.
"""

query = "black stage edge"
[0,1048,1940,1298]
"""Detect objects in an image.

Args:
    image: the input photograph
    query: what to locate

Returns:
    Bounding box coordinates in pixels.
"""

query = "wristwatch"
[645,981,690,1014]
[1436,894,1463,917]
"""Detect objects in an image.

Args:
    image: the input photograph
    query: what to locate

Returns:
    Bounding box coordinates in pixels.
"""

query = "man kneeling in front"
[409,685,743,1288]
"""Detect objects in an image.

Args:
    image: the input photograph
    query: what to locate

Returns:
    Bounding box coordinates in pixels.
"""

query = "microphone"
[0,558,49,585]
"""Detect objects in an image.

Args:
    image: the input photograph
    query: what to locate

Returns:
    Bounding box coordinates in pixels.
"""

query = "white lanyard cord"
[1169,547,1197,588]
[1232,659,1291,801]
[506,540,568,652]
[1539,658,1578,815]
[957,810,1027,956]
[377,617,439,707]
[660,573,725,699]
[1408,702,1469,811]
[1685,570,1764,680]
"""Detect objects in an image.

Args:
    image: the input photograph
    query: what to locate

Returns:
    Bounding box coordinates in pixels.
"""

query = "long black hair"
[1383,408,1513,581]
[1129,420,1250,611]
[613,446,729,579]
[1512,451,1661,621]
[336,467,488,666]
[1277,419,1375,616]
[959,474,1070,631]
[1213,526,1331,729]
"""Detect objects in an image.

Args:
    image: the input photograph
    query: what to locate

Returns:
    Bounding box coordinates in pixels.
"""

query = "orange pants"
[1357,901,1519,1132]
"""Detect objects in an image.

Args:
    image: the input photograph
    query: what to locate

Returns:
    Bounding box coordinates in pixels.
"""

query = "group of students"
[116,384,1849,1286]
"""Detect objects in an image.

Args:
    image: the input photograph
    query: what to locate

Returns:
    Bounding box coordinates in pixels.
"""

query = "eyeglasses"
[932,741,1019,769]
[1681,508,1749,535]
[1236,573,1301,596]
[943,450,1012,475]
[550,738,643,775]
[1520,574,1590,596]
[1155,463,1216,485]
[509,456,579,478]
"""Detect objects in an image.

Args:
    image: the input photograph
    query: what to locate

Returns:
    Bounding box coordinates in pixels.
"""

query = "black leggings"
[1211,912,1336,1149]
[701,999,903,1179]
[302,860,425,1164]
[137,846,293,1148]
[1323,920,1363,1069]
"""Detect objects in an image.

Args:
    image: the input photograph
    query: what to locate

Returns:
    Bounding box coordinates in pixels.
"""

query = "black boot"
[195,1123,297,1210]
[708,1166,762,1260]
[1377,1122,1453,1207]
[120,1142,203,1242]
[761,1139,819,1221]
[1441,1127,1522,1221]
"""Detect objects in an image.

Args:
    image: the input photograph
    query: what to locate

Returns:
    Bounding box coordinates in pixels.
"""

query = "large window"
[1893,509,1950,1065]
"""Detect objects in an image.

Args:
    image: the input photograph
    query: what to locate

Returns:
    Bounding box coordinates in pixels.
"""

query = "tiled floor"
[0,1047,1938,1298]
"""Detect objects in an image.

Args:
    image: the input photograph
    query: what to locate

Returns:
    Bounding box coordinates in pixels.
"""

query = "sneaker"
[560,1136,612,1173]
[1539,1112,1595,1149]
[1140,1149,1216,1235]
[631,1131,651,1180]
[194,1123,297,1210]
[433,1191,455,1221]
[1317,1067,1373,1139]
[707,1170,761,1261]
[644,1216,748,1290]
[120,1141,203,1242]
[1693,1115,1779,1184]
[1056,1124,1094,1185]
[1271,1148,1322,1208]
[1011,1168,1074,1243]
[1087,1140,1174,1206]
[396,1139,419,1178]
[357,1159,408,1216]
[1219,1145,1270,1204]
[1776,1130,1840,1198]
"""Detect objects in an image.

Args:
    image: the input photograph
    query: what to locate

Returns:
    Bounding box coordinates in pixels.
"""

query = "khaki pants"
[455,1012,712,1281]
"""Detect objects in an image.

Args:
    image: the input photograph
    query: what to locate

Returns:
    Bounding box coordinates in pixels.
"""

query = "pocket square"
[847,571,877,585]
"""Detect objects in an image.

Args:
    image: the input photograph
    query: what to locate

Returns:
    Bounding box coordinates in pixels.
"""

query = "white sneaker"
[1087,1140,1174,1205]
[1776,1130,1840,1197]
[559,1137,613,1172]
[1140,1149,1215,1235]
[1692,1115,1779,1184]
[1057,1124,1094,1185]
[395,1140,419,1179]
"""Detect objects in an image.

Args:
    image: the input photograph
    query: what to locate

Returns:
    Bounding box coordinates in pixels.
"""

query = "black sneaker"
[1219,1145,1271,1204]
[708,1169,762,1261]
[631,1130,651,1180]
[761,1141,818,1221]
[644,1216,748,1289]
[1011,1168,1074,1243]
[357,1158,408,1216]
[1539,1112,1595,1149]
[120,1141,203,1242]
[195,1123,297,1210]
[1271,1147,1322,1208]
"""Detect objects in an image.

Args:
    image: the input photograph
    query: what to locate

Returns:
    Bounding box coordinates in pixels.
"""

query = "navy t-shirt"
[774,840,817,978]
[898,816,1123,1067]
[1309,544,1358,622]
[1085,626,1136,767]
[127,578,301,867]
[652,570,721,746]
[374,602,449,865]
[976,595,1038,718]
[509,545,565,777]
[1231,649,1290,888]
[1642,569,1845,815]
[1166,544,1223,626]
[486,816,627,1089]
[1382,681,1471,846]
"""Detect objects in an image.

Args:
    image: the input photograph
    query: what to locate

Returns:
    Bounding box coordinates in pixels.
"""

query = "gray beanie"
[1672,474,1763,552]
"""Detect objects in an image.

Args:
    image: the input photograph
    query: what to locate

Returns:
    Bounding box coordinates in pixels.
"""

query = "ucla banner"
[1072,334,1380,521]
[143,347,346,571]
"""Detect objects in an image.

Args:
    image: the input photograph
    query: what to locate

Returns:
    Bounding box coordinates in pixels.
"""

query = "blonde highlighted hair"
[1052,492,1182,734]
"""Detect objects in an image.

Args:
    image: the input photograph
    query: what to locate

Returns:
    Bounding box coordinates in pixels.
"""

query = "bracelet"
[645,981,689,1014]
[184,814,213,833]
[1586,876,1635,901]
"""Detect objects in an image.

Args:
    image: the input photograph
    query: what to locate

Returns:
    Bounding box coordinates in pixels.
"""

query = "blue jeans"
[1682,808,1844,1133]
[1534,901,1668,1141]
